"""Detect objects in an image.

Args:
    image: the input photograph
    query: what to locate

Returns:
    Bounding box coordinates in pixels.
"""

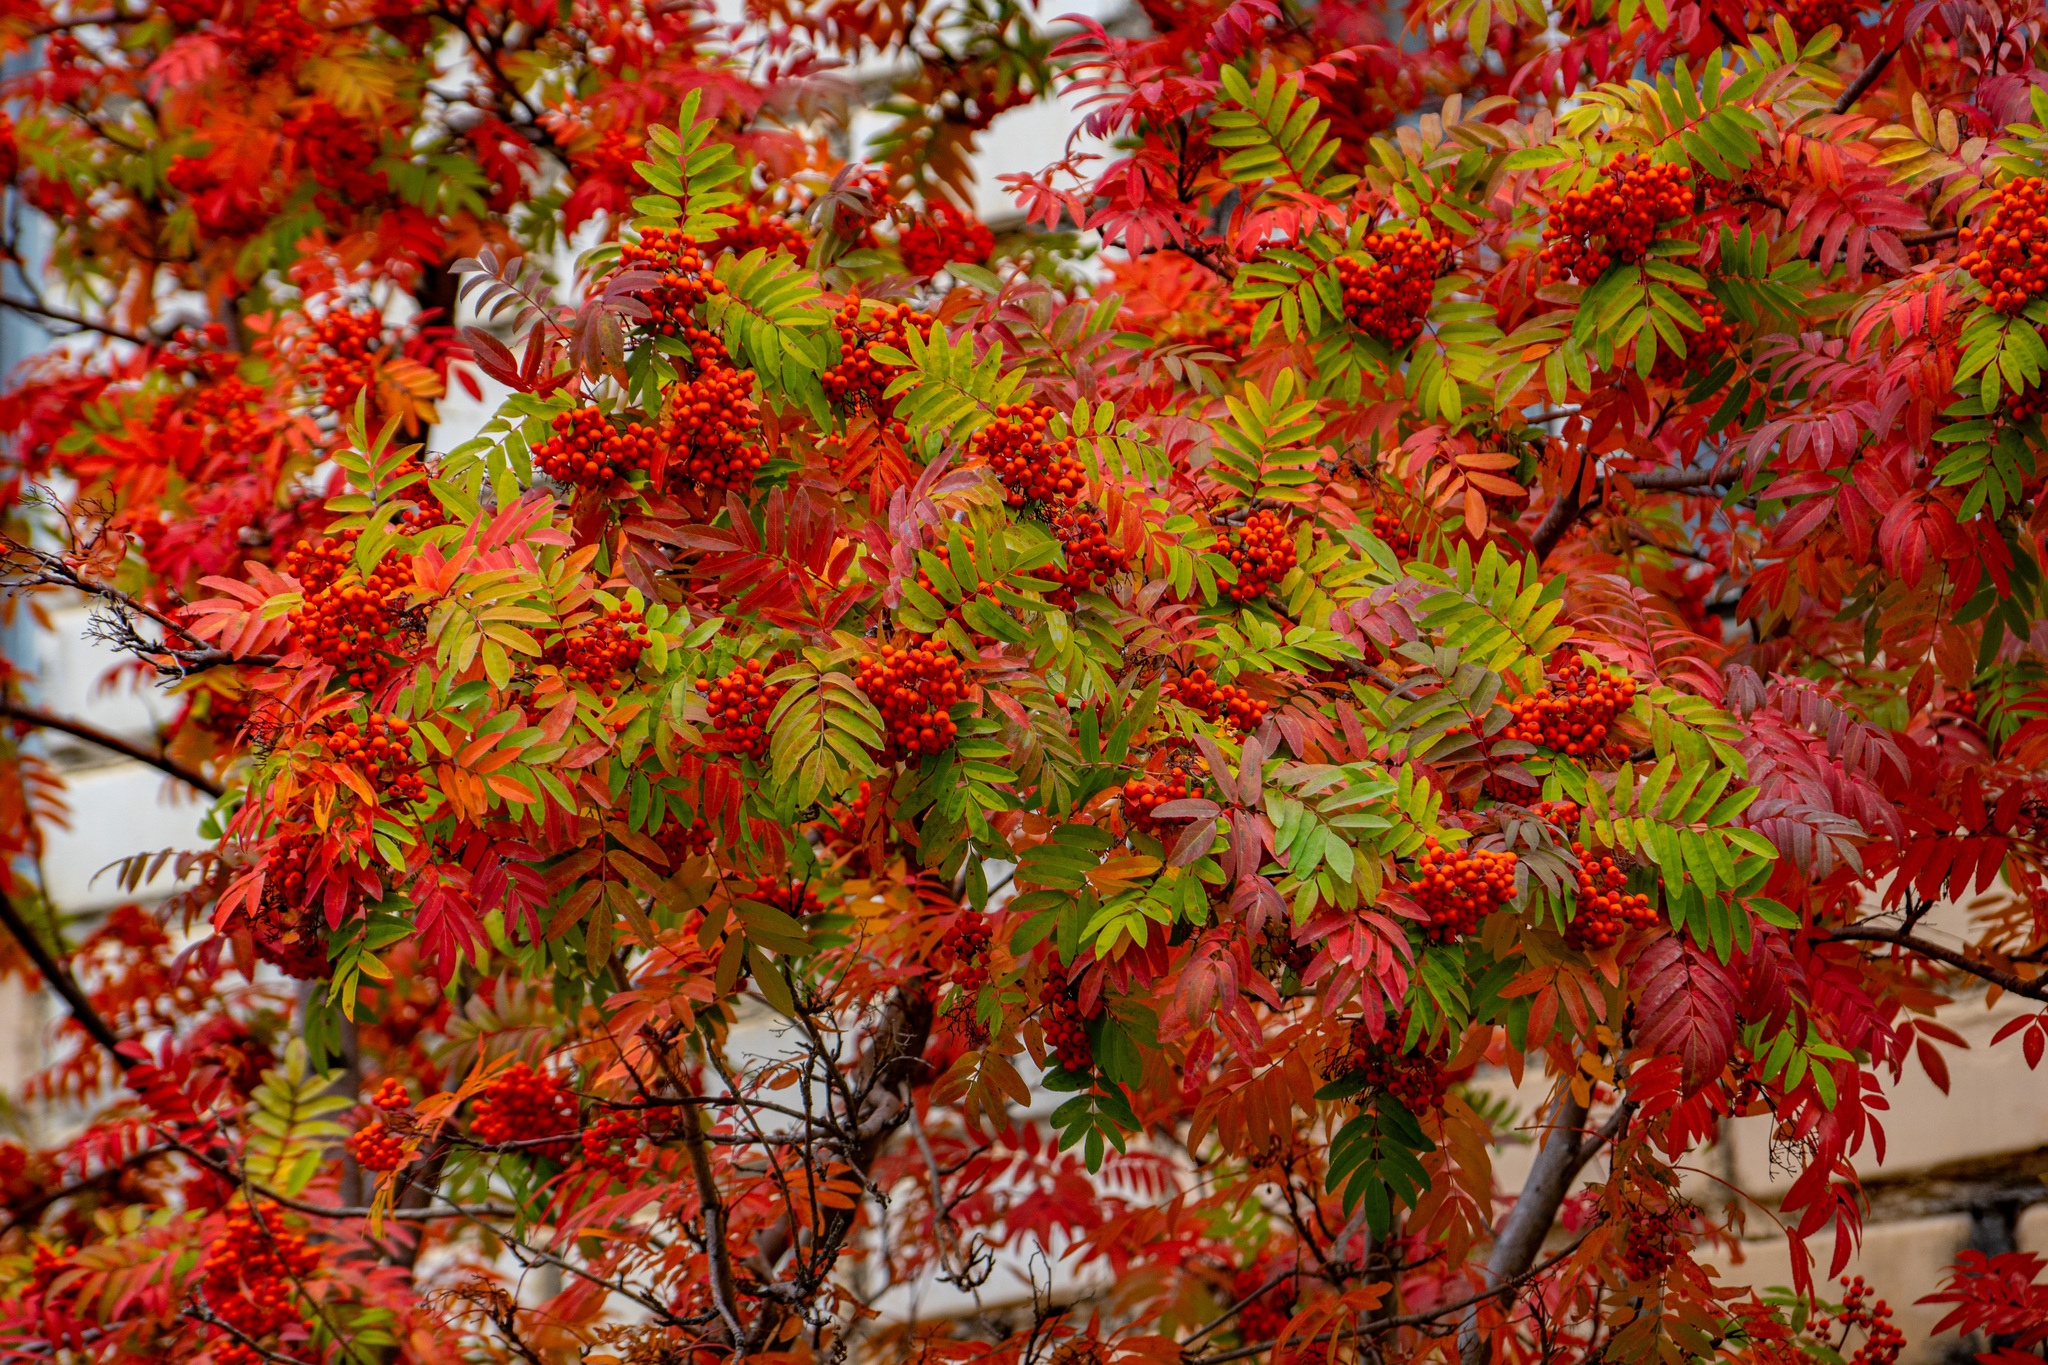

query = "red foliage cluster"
[972,403,1086,510]
[1502,658,1639,757]
[348,1121,408,1172]
[1335,226,1449,350]
[302,309,383,412]
[1405,835,1516,941]
[1779,0,1865,38]
[1231,1265,1294,1344]
[202,1211,320,1365]
[899,203,995,278]
[696,654,796,760]
[324,712,424,805]
[1541,156,1693,281]
[620,227,724,336]
[1163,668,1265,731]
[1959,176,2048,315]
[1331,1017,1448,1113]
[856,637,965,759]
[283,530,412,686]
[580,1113,640,1184]
[551,605,650,688]
[536,407,660,489]
[821,301,934,416]
[1045,505,1130,607]
[1039,956,1098,1072]
[1225,509,1297,603]
[1564,844,1657,950]
[470,1063,576,1154]
[665,365,768,493]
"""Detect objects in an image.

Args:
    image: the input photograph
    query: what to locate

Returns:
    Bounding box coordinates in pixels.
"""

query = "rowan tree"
[0,0,2046,1361]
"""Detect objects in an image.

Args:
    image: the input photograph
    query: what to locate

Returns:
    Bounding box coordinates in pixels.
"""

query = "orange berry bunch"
[1959,176,2048,314]
[1225,509,1297,603]
[899,202,996,278]
[302,308,382,412]
[663,365,768,492]
[580,1113,640,1185]
[1404,835,1517,941]
[371,1077,411,1111]
[748,875,823,917]
[1163,668,1266,731]
[1541,156,1693,282]
[1649,289,1737,383]
[553,605,650,688]
[1122,767,1196,838]
[1503,658,1639,757]
[1039,955,1099,1072]
[347,1120,407,1172]
[1530,799,1583,831]
[941,909,993,993]
[536,406,660,489]
[282,530,412,686]
[247,827,330,979]
[1231,1264,1294,1344]
[1371,507,1417,558]
[1619,1199,1682,1280]
[1335,226,1450,350]
[323,712,424,804]
[821,301,935,417]
[713,208,810,260]
[1330,1016,1449,1113]
[619,226,725,337]
[971,402,1086,510]
[1823,1276,1906,1365]
[656,813,714,865]
[202,1210,321,1365]
[856,637,966,760]
[696,653,796,760]
[825,779,879,856]
[470,1063,576,1154]
[1564,843,1656,951]
[1045,505,1129,608]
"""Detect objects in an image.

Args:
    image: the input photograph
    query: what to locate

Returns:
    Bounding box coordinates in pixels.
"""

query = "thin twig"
[1831,44,1899,115]
[1824,925,2048,1003]
[0,294,152,346]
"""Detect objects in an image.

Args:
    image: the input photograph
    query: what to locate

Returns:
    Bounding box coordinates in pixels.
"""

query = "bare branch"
[0,700,225,797]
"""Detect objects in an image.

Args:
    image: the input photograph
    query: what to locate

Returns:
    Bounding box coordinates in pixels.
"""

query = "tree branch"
[1823,925,2048,1003]
[1531,460,1590,563]
[0,294,153,346]
[0,892,135,1070]
[0,700,224,798]
[1832,45,1899,115]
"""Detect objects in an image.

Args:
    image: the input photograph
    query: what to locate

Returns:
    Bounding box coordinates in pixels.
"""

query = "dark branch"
[0,295,153,346]
[1824,925,2048,1003]
[1,700,225,798]
[0,892,135,1070]
[1832,45,1899,115]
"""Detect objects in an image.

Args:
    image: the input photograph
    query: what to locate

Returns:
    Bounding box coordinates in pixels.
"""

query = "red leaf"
[1631,936,1738,1093]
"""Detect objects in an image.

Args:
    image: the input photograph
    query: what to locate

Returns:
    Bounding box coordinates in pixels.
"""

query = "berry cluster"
[1185,298,1261,359]
[899,203,996,278]
[941,909,993,993]
[536,406,660,489]
[282,530,412,686]
[471,1063,576,1155]
[1404,835,1517,941]
[1335,226,1449,350]
[1530,799,1583,831]
[1502,659,1639,757]
[656,813,714,865]
[664,365,768,492]
[1122,767,1196,838]
[1039,955,1099,1072]
[1960,176,2048,314]
[1371,507,1418,558]
[1225,510,1297,603]
[552,605,650,688]
[1649,289,1737,383]
[1564,844,1657,950]
[825,779,879,854]
[1231,1265,1294,1344]
[1816,1276,1906,1365]
[371,1077,411,1111]
[821,302,935,417]
[1619,1199,1682,1280]
[322,712,424,804]
[1541,157,1693,282]
[1163,668,1266,731]
[580,1113,640,1184]
[855,637,966,760]
[1780,0,1864,38]
[619,227,726,337]
[971,403,1087,510]
[1045,505,1130,608]
[202,1210,321,1365]
[714,208,810,260]
[283,105,386,212]
[747,876,823,917]
[696,653,796,760]
[302,309,383,412]
[246,827,331,980]
[1330,1016,1449,1113]
[347,1121,408,1172]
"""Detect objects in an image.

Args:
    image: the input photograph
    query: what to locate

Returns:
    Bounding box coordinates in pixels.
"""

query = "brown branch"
[1902,227,1960,247]
[1530,460,1590,563]
[0,892,135,1070]
[1831,45,1899,115]
[0,700,224,798]
[1823,925,2048,1003]
[0,295,153,346]
[1625,461,1745,492]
